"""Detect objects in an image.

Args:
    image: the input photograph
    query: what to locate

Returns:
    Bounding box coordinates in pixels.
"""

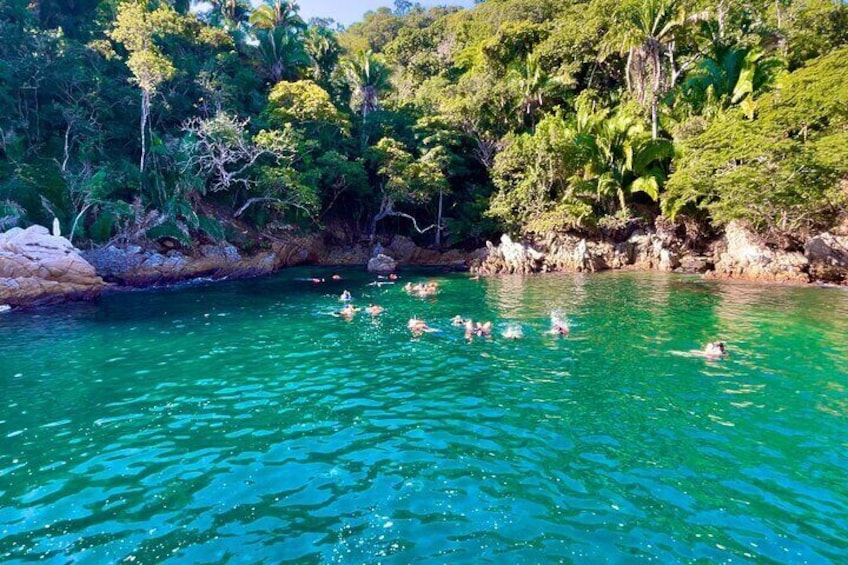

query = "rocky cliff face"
[0,225,104,307]
[706,221,809,283]
[473,229,691,276]
[473,221,848,285]
[83,235,326,287]
[804,233,848,283]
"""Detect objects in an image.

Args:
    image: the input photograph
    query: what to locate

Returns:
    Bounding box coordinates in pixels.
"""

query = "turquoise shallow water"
[1,269,847,564]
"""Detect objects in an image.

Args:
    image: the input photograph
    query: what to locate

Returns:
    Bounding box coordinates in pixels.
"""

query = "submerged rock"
[0,225,104,306]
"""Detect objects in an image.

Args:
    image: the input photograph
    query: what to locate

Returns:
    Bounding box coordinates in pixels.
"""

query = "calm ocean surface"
[1,268,847,563]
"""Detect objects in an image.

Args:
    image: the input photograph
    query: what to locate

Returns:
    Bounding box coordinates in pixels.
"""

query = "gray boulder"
[367,253,397,274]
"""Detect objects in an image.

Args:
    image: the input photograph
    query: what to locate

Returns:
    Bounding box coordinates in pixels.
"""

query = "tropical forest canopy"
[1,0,846,249]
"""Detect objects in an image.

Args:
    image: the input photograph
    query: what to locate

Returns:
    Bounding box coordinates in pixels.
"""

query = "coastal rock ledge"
[0,225,105,307]
[83,235,325,287]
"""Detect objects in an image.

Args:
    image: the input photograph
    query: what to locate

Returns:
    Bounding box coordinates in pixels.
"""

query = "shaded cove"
[2,268,847,563]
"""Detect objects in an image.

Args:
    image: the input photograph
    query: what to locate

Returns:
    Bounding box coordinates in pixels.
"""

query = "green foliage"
[1,0,845,250]
[665,47,848,237]
[267,80,347,130]
[490,99,673,234]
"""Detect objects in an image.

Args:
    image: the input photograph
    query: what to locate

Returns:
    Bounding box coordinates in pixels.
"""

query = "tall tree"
[340,50,391,147]
[601,0,693,138]
[108,0,183,172]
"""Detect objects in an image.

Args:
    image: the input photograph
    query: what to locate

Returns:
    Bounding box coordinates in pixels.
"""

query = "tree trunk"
[435,188,443,248]
[651,96,658,140]
[370,194,389,239]
[140,88,150,172]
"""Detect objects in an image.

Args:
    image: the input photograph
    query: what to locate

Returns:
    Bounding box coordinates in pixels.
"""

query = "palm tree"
[207,0,249,28]
[304,26,339,84]
[255,26,310,83]
[679,44,781,119]
[601,0,689,139]
[506,53,555,130]
[249,0,305,32]
[340,50,391,146]
[583,111,673,214]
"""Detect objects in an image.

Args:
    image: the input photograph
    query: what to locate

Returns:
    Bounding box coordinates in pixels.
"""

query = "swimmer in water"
[408,317,436,336]
[331,274,341,280]
[503,324,524,340]
[333,303,360,320]
[703,341,727,358]
[339,290,352,302]
[365,304,384,316]
[451,315,467,327]
[475,321,492,337]
[549,313,570,337]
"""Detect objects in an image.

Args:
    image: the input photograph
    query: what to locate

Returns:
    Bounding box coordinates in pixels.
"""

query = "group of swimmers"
[321,272,728,357]
[403,281,439,298]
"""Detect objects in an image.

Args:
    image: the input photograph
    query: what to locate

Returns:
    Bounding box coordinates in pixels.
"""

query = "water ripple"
[1,270,847,563]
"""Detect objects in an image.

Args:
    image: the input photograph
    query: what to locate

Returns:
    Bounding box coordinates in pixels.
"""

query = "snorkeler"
[339,290,352,302]
[464,319,492,339]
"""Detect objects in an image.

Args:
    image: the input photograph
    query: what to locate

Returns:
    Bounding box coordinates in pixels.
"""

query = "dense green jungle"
[1,0,846,252]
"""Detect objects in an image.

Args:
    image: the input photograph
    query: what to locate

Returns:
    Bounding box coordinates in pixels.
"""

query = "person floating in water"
[451,315,467,327]
[331,274,342,280]
[408,317,437,336]
[365,304,384,316]
[339,290,352,302]
[404,281,438,298]
[333,303,360,320]
[703,341,727,358]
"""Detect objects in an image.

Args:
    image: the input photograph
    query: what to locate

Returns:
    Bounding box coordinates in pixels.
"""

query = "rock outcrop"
[474,229,690,275]
[804,232,848,283]
[83,235,325,287]
[706,221,809,283]
[0,225,105,306]
[367,253,397,274]
[475,234,544,274]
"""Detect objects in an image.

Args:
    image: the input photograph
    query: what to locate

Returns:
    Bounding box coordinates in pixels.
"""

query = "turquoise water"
[1,269,847,564]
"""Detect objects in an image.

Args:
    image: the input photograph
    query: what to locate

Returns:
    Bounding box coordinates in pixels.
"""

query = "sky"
[296,0,476,27]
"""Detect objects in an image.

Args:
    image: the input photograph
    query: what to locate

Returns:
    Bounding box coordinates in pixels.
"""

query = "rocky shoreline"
[2,221,846,310]
[474,221,848,286]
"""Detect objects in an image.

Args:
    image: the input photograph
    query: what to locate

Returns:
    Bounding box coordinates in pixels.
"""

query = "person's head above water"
[704,341,727,356]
